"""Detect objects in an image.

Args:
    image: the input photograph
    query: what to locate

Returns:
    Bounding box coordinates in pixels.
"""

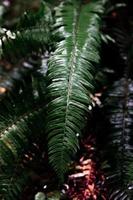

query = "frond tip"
[46,0,104,182]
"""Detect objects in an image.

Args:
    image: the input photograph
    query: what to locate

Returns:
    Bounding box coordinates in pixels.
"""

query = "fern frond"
[46,0,104,182]
[0,2,52,62]
[103,78,133,199]
[0,169,29,200]
[0,102,45,167]
[16,1,52,30]
[1,25,50,62]
[0,73,46,167]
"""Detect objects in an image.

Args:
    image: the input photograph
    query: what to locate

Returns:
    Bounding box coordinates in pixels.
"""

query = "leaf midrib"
[61,3,82,163]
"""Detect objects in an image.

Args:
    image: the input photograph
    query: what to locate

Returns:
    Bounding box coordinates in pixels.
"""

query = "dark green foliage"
[0,1,51,96]
[103,78,133,199]
[0,1,52,63]
[46,0,104,182]
[0,104,43,166]
[16,1,52,30]
[1,0,133,199]
[99,5,133,198]
[0,169,29,200]
[0,5,49,198]
[0,74,46,167]
[0,0,106,198]
[1,30,48,62]
[0,56,47,198]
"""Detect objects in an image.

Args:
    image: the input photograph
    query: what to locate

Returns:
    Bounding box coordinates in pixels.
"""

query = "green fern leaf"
[46,0,104,182]
[0,103,45,167]
[16,1,52,30]
[0,169,29,200]
[0,74,46,167]
[0,2,52,62]
[1,25,50,62]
